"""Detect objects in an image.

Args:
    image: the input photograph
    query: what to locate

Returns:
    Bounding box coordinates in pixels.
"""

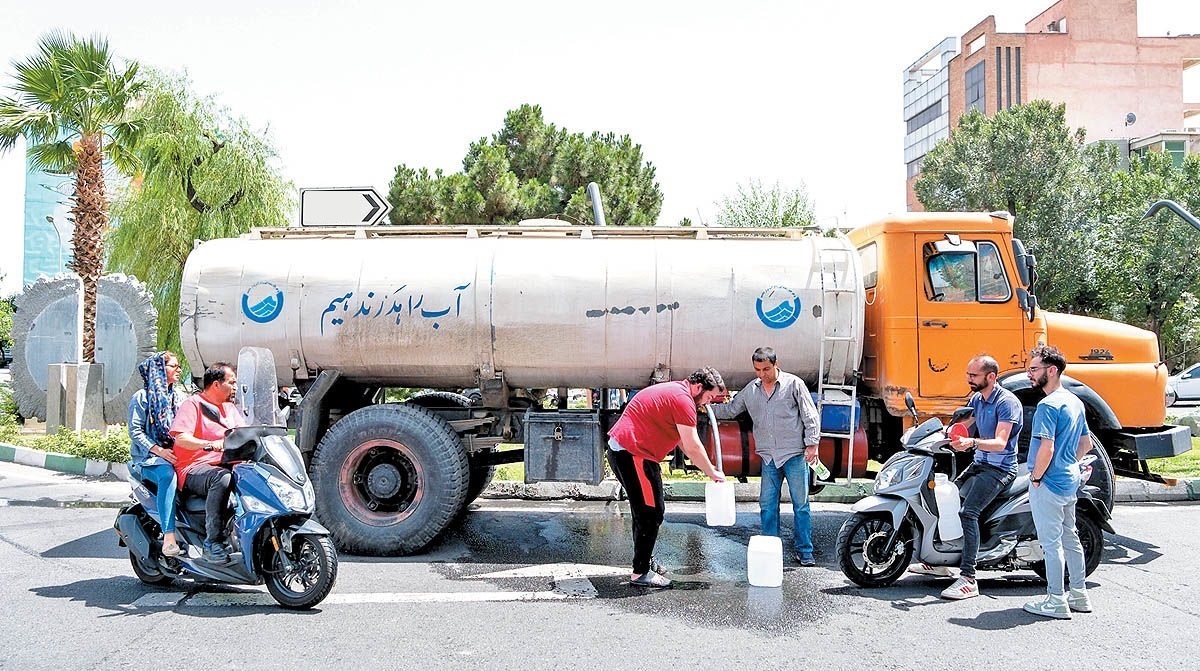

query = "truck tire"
[1084,432,1115,514]
[311,404,469,555]
[405,392,497,506]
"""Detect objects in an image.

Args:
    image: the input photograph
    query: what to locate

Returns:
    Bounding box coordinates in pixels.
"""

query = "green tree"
[106,70,293,355]
[0,32,144,362]
[714,179,815,228]
[0,277,13,350]
[389,104,662,226]
[914,101,1099,312]
[1091,150,1200,351]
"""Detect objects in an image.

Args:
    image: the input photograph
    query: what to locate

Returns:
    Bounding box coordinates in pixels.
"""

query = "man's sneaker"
[1068,588,1093,613]
[1024,594,1071,619]
[940,577,980,600]
[202,541,231,564]
[909,562,955,578]
[795,552,816,567]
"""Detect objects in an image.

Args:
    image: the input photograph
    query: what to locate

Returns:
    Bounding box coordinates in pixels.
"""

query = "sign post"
[299,187,393,227]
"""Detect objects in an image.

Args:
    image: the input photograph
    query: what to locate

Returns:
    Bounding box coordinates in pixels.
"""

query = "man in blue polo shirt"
[911,354,1022,600]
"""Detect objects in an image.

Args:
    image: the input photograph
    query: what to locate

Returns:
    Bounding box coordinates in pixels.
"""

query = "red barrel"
[700,419,868,480]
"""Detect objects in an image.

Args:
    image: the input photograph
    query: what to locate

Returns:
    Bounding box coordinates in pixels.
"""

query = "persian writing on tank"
[320,283,471,334]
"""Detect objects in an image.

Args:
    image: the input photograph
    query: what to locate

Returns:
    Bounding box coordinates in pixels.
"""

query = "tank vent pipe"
[587,182,607,227]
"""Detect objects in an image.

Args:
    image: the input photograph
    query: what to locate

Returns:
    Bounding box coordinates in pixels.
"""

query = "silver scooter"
[835,393,1113,587]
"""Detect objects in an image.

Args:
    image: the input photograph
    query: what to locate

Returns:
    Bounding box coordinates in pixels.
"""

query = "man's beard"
[1031,371,1049,389]
[968,380,985,393]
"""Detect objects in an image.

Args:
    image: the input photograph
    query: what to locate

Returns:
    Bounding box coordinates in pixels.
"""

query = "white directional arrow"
[299,186,393,227]
[471,563,629,598]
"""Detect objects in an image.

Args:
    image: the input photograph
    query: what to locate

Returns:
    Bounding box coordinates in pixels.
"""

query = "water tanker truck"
[179,212,1190,554]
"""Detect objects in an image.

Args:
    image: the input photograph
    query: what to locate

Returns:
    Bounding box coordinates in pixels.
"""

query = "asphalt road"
[0,497,1197,670]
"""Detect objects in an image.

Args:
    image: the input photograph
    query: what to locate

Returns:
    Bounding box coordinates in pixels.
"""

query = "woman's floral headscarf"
[137,353,178,448]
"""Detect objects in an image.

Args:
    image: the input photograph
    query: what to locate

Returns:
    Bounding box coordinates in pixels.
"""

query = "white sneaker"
[909,562,955,578]
[1024,594,1071,619]
[940,577,980,600]
[1068,588,1092,613]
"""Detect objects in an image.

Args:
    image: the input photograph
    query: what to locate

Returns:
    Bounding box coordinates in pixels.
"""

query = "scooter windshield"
[261,435,308,484]
[907,417,945,446]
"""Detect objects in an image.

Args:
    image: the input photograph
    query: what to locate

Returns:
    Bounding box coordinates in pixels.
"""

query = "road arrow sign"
[299,187,393,227]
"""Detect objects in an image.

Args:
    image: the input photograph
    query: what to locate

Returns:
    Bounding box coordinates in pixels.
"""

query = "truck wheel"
[405,392,496,507]
[836,512,912,587]
[1031,511,1105,581]
[311,404,469,555]
[1085,432,1115,513]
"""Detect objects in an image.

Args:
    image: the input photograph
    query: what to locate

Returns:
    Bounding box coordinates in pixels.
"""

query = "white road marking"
[128,562,631,608]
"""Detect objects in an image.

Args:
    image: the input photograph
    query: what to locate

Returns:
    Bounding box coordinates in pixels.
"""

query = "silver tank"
[178,227,865,391]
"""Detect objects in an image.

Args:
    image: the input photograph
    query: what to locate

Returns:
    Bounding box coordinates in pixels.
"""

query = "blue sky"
[2,0,1197,295]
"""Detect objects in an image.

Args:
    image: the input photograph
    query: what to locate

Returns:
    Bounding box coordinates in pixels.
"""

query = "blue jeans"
[136,462,178,533]
[955,463,1014,577]
[1029,484,1086,596]
[760,455,812,554]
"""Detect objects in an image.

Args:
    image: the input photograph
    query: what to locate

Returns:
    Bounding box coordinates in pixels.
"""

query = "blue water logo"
[242,281,285,324]
[755,286,801,329]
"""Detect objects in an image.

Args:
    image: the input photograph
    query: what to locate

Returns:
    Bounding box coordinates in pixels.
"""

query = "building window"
[1015,47,1022,105]
[907,100,943,134]
[1165,140,1186,168]
[965,62,986,114]
[996,48,1003,111]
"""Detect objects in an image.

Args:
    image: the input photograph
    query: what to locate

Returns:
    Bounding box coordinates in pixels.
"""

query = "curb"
[0,441,129,481]
[3,440,1198,505]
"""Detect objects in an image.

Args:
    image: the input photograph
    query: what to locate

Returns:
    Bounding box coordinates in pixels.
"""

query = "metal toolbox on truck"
[523,410,604,485]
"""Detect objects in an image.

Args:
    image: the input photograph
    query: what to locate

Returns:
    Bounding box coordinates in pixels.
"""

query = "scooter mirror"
[904,392,917,417]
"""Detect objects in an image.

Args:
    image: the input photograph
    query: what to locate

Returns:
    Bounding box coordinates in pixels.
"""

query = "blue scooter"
[115,425,338,609]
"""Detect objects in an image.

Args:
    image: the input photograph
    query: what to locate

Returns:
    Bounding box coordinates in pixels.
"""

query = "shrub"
[27,427,132,463]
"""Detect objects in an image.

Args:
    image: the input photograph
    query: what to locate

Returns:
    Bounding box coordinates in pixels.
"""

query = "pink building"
[904,0,1200,210]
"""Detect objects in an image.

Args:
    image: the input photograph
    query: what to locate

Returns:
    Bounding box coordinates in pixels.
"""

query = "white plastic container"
[747,535,784,587]
[705,481,736,526]
[933,473,963,540]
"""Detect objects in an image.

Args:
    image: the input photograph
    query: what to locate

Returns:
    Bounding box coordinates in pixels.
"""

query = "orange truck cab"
[847,212,1190,507]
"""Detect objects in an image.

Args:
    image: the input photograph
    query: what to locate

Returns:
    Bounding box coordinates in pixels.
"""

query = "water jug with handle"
[704,405,736,526]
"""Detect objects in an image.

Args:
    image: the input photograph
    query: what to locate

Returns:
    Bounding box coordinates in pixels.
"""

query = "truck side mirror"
[1012,238,1034,287]
[1017,288,1038,322]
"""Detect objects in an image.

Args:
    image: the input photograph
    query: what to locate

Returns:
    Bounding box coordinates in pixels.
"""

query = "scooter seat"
[180,494,208,514]
[1003,474,1030,498]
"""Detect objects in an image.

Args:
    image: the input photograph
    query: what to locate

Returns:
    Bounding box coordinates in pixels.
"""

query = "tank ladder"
[815,243,860,485]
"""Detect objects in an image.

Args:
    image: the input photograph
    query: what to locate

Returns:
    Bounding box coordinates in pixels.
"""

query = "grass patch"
[1146,437,1200,479]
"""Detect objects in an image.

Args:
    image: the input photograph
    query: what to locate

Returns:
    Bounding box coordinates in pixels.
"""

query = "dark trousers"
[954,462,1014,577]
[607,448,665,575]
[182,464,232,544]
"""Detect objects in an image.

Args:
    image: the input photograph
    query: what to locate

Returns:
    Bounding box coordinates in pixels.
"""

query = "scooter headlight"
[268,475,313,513]
[874,458,925,493]
[241,493,275,514]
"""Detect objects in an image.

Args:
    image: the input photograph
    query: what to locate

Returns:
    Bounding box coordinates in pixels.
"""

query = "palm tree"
[0,31,143,362]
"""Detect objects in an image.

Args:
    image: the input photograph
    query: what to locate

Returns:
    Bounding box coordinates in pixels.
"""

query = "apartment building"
[904,0,1200,210]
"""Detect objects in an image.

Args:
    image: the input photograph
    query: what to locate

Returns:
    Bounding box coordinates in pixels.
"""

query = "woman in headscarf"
[128,351,187,557]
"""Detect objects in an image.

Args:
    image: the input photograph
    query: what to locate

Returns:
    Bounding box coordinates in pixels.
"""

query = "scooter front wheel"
[836,512,912,588]
[265,534,339,610]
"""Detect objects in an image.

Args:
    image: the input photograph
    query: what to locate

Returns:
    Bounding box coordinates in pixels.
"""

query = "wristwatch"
[1030,475,1042,484]
[972,438,978,449]
[203,442,214,452]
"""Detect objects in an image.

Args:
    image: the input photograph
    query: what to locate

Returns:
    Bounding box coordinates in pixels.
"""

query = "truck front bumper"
[1111,424,1192,460]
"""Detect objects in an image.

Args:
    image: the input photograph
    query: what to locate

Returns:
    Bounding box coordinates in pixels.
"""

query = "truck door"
[916,235,1025,398]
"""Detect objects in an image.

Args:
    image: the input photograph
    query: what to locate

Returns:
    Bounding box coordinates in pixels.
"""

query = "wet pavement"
[415,500,850,634]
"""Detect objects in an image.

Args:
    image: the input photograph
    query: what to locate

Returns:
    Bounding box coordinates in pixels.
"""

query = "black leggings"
[183,464,232,544]
[606,448,665,575]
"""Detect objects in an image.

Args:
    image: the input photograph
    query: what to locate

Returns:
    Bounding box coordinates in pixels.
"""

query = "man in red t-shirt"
[170,362,246,563]
[607,366,727,588]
